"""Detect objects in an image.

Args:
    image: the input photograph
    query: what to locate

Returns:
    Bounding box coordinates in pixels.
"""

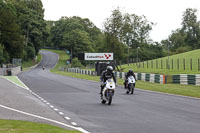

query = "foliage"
[0,0,24,61]
[72,57,84,68]
[49,16,103,58]
[161,8,200,54]
[0,0,47,64]
[103,8,157,64]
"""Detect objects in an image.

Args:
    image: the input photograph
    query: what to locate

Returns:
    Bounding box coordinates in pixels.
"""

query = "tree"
[0,0,24,60]
[49,16,103,57]
[181,8,200,49]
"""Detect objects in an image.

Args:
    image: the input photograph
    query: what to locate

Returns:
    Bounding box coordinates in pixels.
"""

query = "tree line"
[1,2,200,67]
[161,8,200,55]
[0,0,47,65]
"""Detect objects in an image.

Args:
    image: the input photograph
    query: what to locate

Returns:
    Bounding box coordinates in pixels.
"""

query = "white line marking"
[16,76,29,90]
[59,112,64,115]
[135,88,200,100]
[65,117,71,120]
[54,108,58,111]
[71,122,78,126]
[46,103,50,105]
[0,104,90,133]
[50,105,54,108]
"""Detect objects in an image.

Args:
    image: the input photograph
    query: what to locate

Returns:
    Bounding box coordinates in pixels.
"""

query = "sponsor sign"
[84,53,113,60]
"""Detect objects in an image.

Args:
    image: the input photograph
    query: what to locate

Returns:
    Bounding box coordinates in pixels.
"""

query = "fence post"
[151,60,153,69]
[198,58,200,71]
[161,59,163,69]
[147,61,148,69]
[172,59,173,70]
[143,61,144,68]
[177,59,179,70]
[190,58,192,71]
[156,60,158,69]
[183,58,185,70]
[166,59,168,69]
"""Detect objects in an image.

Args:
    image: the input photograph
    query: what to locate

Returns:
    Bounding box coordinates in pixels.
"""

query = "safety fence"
[67,68,97,76]
[166,74,200,85]
[66,68,200,86]
[66,68,165,84]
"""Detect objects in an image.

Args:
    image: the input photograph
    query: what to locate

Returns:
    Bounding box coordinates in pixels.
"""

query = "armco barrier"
[66,68,200,86]
[196,75,200,85]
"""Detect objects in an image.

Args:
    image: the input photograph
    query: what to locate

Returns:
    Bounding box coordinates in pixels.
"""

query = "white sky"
[41,0,200,42]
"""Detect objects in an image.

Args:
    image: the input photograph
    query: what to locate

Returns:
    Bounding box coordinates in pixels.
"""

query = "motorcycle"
[101,78,115,105]
[126,76,135,94]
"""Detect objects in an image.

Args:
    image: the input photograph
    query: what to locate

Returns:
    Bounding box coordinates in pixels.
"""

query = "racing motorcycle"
[101,78,115,105]
[126,75,135,94]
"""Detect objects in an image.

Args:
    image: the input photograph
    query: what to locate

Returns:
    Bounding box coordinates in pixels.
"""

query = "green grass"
[121,49,200,74]
[2,76,27,88]
[22,54,42,71]
[0,119,80,133]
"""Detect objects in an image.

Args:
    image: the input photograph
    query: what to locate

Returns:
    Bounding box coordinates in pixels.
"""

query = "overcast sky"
[41,0,200,42]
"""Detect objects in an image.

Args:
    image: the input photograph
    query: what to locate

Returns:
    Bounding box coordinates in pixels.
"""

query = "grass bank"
[0,119,80,133]
[121,49,200,75]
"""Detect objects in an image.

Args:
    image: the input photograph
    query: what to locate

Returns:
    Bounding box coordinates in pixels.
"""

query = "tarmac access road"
[0,77,74,130]
[18,50,200,133]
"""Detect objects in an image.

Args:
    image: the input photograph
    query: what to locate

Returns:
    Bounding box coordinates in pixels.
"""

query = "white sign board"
[84,53,113,60]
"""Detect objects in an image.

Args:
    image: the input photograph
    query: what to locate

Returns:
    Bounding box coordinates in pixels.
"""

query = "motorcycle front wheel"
[108,94,112,105]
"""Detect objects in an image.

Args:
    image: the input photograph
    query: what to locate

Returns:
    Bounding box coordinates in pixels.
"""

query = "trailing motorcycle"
[101,78,115,105]
[126,76,135,94]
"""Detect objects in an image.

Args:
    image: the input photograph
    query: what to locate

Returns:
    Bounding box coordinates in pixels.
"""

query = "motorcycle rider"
[124,69,136,89]
[100,66,117,97]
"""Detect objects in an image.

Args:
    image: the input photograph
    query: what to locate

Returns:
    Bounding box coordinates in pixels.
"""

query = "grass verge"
[0,119,80,133]
[22,53,42,71]
[2,76,27,89]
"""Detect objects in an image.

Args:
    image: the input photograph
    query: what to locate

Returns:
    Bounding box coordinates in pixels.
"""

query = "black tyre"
[108,94,112,105]
[131,84,134,94]
[101,100,106,104]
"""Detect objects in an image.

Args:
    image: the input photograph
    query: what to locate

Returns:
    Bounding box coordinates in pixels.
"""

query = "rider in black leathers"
[124,69,136,89]
[100,66,116,97]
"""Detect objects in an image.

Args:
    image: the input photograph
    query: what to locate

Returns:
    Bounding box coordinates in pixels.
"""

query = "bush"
[71,57,84,68]
[175,46,192,54]
[25,45,36,59]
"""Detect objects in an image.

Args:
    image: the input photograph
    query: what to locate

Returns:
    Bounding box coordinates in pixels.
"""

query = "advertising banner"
[84,53,113,60]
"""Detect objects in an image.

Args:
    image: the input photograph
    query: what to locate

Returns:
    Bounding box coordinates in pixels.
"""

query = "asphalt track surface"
[18,50,200,133]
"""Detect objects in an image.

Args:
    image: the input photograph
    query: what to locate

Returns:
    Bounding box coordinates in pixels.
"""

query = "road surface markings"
[0,104,90,133]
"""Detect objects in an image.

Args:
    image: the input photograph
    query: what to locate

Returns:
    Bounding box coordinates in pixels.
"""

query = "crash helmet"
[128,69,133,74]
[106,66,113,73]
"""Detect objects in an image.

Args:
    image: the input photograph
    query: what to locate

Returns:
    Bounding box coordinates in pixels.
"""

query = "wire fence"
[128,58,200,71]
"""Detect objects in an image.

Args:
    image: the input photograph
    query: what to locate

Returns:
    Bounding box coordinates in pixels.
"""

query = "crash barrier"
[0,66,21,76]
[66,68,165,84]
[66,68,97,76]
[166,74,200,85]
[66,68,200,86]
[114,72,165,84]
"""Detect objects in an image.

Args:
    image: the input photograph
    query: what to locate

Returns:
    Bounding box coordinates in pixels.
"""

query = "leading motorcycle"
[101,78,115,105]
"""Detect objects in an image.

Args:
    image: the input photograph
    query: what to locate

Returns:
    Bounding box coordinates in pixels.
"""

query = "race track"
[18,50,200,133]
